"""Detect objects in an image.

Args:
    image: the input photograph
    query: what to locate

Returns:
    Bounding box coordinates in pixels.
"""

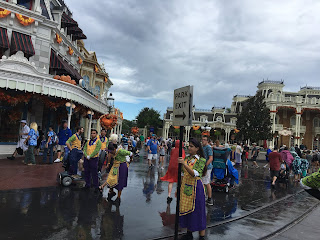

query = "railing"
[275,124,283,131]
[301,86,320,91]
[233,95,251,98]
[291,125,306,133]
[314,127,320,134]
[259,80,284,85]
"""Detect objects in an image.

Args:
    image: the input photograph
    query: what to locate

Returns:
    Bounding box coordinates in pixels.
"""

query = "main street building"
[0,0,122,154]
[163,81,320,150]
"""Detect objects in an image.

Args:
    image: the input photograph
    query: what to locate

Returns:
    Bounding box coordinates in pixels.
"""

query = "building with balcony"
[0,0,122,154]
[163,80,320,149]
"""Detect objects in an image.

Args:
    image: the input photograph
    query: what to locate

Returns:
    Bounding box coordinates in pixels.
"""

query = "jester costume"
[179,155,207,232]
[66,133,83,175]
[98,135,109,172]
[83,137,102,188]
[106,148,132,190]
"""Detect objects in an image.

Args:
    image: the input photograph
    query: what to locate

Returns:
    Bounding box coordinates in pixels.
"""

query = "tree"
[236,92,272,143]
[121,119,134,134]
[136,107,162,131]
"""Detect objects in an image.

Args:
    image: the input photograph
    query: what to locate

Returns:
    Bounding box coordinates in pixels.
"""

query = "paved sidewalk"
[272,205,320,240]
[0,156,62,190]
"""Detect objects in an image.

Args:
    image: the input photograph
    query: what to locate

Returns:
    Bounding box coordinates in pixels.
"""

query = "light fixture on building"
[65,102,76,128]
[107,93,115,113]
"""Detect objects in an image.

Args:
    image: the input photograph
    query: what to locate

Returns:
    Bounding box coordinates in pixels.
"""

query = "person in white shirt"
[7,120,30,160]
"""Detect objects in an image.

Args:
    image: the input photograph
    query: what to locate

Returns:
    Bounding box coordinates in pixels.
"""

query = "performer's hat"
[20,120,27,123]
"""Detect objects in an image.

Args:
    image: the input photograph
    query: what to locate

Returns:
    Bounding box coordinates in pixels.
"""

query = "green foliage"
[121,119,134,134]
[236,92,272,142]
[136,107,162,131]
[194,130,201,135]
[226,108,231,113]
[174,128,180,134]
[214,130,221,136]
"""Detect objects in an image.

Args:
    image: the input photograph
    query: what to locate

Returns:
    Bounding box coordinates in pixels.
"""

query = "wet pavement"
[0,150,319,240]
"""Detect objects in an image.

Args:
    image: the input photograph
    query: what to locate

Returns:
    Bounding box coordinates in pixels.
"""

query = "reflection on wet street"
[0,151,315,240]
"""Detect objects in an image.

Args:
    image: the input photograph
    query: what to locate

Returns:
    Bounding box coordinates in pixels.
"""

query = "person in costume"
[98,129,109,177]
[161,140,185,204]
[66,127,84,177]
[100,134,133,205]
[178,138,207,240]
[83,129,102,190]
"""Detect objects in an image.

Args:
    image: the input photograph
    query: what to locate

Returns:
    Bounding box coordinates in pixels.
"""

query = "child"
[300,154,309,178]
[159,141,167,170]
[292,156,302,181]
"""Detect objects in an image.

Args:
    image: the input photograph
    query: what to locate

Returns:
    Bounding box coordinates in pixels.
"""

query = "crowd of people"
[6,120,320,240]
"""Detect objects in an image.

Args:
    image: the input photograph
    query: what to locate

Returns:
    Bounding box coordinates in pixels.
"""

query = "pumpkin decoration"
[174,126,180,129]
[15,13,35,26]
[53,75,60,80]
[60,75,67,82]
[202,131,210,136]
[234,128,240,133]
[131,127,139,134]
[100,113,118,130]
[68,46,74,55]
[56,33,62,44]
[71,80,76,85]
[0,8,11,18]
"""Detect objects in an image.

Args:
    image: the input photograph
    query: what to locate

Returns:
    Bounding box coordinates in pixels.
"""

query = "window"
[314,118,320,128]
[17,0,33,10]
[290,116,296,126]
[200,115,208,122]
[216,116,223,122]
[83,75,90,88]
[169,113,173,120]
[95,85,100,96]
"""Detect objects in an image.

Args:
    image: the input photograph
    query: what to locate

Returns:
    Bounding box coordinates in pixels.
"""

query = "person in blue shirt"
[43,126,55,164]
[201,135,214,206]
[24,122,39,165]
[147,134,159,168]
[122,135,129,150]
[55,121,72,163]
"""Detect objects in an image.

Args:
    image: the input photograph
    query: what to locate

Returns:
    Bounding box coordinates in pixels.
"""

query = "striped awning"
[0,27,10,50]
[50,50,82,80]
[10,31,35,58]
[61,12,77,27]
[67,26,83,35]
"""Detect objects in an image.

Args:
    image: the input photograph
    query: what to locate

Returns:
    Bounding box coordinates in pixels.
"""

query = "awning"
[72,33,87,41]
[67,26,83,35]
[61,12,78,27]
[10,31,35,58]
[0,27,10,50]
[50,50,82,80]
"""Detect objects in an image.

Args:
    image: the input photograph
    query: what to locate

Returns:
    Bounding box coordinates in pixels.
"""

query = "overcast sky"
[67,0,320,120]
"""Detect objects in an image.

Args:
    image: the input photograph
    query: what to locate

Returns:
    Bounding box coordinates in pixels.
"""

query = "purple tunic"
[179,179,206,232]
[115,162,128,191]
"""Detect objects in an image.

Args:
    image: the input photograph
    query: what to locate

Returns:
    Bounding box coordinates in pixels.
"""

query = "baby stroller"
[211,147,232,193]
[277,162,289,183]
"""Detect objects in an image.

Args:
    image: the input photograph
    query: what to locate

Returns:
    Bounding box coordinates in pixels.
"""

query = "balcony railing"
[291,125,306,133]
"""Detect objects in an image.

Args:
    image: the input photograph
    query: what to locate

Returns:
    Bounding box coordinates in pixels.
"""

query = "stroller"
[211,147,232,193]
[277,162,290,183]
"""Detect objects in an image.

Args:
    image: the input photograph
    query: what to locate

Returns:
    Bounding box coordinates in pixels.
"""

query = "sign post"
[173,85,193,240]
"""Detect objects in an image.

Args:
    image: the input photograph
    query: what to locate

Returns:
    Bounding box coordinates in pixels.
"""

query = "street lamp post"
[87,110,94,140]
[107,93,115,113]
[65,102,76,129]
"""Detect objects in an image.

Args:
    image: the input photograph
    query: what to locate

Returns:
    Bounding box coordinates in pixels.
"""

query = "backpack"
[167,141,172,149]
[52,133,59,145]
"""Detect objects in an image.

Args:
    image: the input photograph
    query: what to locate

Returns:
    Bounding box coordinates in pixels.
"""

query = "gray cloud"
[67,0,320,112]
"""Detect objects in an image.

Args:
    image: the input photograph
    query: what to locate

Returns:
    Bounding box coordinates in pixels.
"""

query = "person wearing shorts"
[202,135,213,206]
[268,147,282,188]
[55,121,72,163]
[147,135,159,168]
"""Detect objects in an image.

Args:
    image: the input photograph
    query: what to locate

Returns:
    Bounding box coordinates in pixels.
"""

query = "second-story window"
[17,0,33,10]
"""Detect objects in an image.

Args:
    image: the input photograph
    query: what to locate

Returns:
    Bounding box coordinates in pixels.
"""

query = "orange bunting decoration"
[115,108,118,115]
[104,77,108,83]
[234,128,240,133]
[15,13,35,26]
[131,127,139,134]
[68,46,74,55]
[120,112,123,120]
[100,114,118,130]
[94,65,99,73]
[0,8,11,18]
[78,56,83,64]
[173,126,180,129]
[56,33,62,44]
[193,126,200,130]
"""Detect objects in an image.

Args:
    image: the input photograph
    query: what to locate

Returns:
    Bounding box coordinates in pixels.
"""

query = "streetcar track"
[150,189,309,240]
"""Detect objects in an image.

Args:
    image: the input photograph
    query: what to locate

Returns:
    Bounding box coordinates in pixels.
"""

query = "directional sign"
[173,85,193,126]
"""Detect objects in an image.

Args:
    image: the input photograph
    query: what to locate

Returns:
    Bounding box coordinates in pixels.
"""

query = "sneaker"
[27,163,36,166]
[54,158,60,163]
[206,198,214,206]
[167,197,173,204]
[301,170,320,190]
